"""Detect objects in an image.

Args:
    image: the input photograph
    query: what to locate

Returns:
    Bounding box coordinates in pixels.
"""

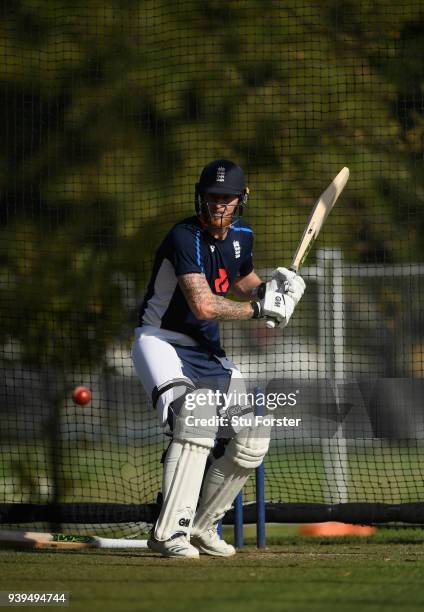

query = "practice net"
[1,1,424,536]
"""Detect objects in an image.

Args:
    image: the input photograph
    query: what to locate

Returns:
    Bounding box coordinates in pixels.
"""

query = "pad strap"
[152,378,195,409]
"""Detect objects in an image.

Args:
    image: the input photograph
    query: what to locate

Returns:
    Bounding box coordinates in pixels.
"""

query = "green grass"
[1,528,424,612]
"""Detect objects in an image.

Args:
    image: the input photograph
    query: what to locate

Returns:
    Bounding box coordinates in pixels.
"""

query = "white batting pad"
[154,392,218,541]
[192,422,270,534]
[192,454,250,536]
[154,440,210,541]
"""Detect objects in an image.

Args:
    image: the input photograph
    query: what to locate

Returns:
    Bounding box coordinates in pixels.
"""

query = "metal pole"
[317,248,348,504]
[234,491,244,548]
[254,386,266,548]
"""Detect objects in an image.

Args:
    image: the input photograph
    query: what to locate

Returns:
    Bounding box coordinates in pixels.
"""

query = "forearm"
[206,295,255,320]
[232,271,264,300]
[178,272,255,321]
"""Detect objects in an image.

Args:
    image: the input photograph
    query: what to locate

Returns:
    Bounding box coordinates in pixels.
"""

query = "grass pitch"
[1,528,424,612]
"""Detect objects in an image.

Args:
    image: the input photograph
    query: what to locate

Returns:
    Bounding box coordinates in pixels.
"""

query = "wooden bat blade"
[265,167,349,329]
[0,529,148,550]
[0,530,94,550]
[290,166,349,272]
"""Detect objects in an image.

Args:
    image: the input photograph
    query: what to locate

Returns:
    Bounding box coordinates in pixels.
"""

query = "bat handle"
[265,264,300,328]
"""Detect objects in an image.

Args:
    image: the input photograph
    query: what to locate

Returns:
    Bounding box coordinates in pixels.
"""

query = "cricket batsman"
[132,159,305,557]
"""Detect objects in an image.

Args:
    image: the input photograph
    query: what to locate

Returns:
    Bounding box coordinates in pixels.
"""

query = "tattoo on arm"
[178,273,254,321]
[211,294,254,320]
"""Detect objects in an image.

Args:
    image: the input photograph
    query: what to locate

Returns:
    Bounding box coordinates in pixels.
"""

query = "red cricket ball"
[72,386,92,406]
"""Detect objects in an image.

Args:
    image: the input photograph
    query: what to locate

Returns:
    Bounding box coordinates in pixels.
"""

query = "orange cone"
[299,522,376,536]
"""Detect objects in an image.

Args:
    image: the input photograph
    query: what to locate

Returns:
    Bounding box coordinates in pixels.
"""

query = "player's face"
[202,193,239,229]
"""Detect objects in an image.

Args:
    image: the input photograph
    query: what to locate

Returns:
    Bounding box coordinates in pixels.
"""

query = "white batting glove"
[271,267,306,306]
[251,279,295,327]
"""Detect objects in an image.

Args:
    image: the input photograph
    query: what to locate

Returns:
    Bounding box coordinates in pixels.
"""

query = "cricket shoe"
[147,532,199,558]
[191,525,236,557]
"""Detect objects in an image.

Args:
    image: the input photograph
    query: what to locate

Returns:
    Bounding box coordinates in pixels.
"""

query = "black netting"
[1,1,423,535]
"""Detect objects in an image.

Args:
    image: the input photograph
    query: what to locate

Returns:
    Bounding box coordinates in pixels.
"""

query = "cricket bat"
[266,167,350,329]
[0,529,148,550]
